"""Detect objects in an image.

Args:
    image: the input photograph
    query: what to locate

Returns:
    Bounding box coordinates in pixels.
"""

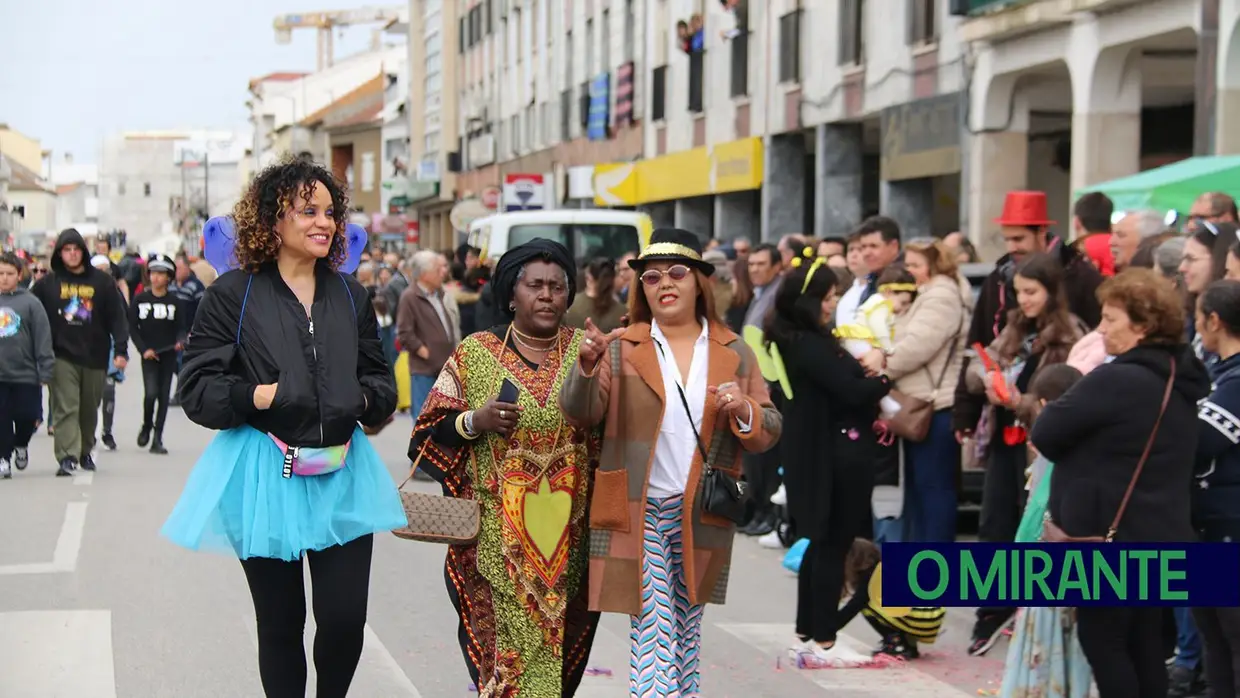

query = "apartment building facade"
[247,46,407,175]
[406,0,463,251]
[450,0,646,220]
[437,0,1234,252]
[583,0,972,244]
[961,0,1240,258]
[98,131,246,248]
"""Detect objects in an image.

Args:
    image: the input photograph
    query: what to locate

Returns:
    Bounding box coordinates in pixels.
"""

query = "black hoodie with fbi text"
[31,229,130,370]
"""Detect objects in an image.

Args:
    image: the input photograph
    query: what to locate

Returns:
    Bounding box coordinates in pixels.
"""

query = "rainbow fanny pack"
[268,434,351,478]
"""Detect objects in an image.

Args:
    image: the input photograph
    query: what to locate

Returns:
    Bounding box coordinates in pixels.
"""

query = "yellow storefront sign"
[593,136,764,207]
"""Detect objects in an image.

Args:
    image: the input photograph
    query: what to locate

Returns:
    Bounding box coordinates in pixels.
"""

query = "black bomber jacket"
[178,264,396,447]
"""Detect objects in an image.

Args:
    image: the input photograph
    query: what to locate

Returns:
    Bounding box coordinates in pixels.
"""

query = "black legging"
[1077,605,1167,698]
[1194,606,1240,698]
[795,539,851,643]
[240,534,373,698]
[141,350,177,431]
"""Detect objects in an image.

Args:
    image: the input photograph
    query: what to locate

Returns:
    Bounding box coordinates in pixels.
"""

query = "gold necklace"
[513,333,557,353]
[510,324,559,346]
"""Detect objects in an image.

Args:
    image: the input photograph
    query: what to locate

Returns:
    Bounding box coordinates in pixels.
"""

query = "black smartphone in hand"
[498,377,520,404]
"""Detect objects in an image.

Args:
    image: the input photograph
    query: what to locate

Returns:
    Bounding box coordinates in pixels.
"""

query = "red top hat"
[995,191,1055,226]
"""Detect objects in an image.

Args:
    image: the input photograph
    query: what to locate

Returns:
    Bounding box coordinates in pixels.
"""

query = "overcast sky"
[0,0,386,164]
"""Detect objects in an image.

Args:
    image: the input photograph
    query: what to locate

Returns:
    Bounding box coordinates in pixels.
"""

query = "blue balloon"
[201,216,368,274]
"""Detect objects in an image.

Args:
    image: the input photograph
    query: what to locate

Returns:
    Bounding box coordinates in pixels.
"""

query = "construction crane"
[274,6,404,72]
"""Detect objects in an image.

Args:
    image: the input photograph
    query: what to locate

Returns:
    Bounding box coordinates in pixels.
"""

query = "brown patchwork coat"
[558,320,781,615]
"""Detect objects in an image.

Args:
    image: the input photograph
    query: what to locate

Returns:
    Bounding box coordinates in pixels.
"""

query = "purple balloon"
[201,216,367,274]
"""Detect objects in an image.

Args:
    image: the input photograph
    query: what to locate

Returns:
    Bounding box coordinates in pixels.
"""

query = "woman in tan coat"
[861,239,971,543]
[559,228,781,697]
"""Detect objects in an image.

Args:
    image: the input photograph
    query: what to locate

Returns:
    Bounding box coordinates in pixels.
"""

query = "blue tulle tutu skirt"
[161,425,406,562]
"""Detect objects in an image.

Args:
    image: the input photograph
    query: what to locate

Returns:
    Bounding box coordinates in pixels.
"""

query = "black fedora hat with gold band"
[628,227,715,277]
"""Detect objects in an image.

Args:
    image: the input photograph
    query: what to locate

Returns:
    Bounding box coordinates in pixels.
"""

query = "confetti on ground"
[584,667,613,677]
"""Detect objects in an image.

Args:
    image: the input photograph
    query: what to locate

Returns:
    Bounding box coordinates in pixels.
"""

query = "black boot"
[150,431,168,455]
[137,424,151,448]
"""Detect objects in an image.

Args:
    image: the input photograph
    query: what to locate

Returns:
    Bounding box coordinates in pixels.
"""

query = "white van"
[467,209,653,265]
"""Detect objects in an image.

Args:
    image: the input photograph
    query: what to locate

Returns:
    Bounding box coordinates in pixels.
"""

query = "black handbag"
[657,341,750,525]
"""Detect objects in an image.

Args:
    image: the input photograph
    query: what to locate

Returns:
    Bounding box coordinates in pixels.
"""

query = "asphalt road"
[0,382,1008,697]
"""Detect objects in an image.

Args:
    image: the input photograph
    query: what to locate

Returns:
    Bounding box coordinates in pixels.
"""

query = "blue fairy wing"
[202,216,238,273]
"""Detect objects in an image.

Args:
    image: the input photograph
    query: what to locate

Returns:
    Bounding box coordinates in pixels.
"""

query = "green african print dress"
[411,325,600,698]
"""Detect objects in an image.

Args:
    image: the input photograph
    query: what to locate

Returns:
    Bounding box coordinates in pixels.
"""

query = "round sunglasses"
[639,264,691,286]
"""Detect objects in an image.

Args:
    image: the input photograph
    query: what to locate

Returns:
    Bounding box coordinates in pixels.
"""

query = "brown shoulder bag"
[887,336,957,442]
[392,440,482,545]
[1042,358,1176,543]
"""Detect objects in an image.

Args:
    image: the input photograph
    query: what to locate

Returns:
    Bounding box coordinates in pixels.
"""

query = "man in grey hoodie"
[0,252,55,478]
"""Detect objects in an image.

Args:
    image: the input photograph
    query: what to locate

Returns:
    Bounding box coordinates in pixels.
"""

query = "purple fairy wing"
[342,223,367,274]
[202,216,239,273]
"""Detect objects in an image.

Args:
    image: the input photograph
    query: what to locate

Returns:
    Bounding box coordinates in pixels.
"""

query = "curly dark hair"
[231,155,350,271]
[1097,267,1186,346]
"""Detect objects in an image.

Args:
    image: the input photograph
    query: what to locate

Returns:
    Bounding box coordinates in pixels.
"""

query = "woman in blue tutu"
[161,156,404,698]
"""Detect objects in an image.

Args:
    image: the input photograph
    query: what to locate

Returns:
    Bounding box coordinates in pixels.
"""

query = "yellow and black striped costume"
[860,562,946,644]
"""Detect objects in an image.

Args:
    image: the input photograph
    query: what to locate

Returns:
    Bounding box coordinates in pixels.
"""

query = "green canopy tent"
[1074,155,1240,214]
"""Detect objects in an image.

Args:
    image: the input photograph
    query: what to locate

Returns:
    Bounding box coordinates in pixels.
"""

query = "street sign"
[503,173,545,211]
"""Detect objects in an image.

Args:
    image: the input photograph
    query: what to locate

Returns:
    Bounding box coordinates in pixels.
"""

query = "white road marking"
[244,613,422,696]
[0,502,88,576]
[716,623,973,696]
[0,610,117,698]
[73,472,93,486]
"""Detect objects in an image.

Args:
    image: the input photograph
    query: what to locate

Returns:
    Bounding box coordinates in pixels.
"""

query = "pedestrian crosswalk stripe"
[716,623,973,696]
[0,502,88,576]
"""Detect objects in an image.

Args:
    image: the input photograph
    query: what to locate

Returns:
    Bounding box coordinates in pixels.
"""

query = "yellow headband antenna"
[788,256,828,295]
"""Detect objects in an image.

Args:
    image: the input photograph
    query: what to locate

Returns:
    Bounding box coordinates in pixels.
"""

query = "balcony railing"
[730,32,749,98]
[688,51,705,114]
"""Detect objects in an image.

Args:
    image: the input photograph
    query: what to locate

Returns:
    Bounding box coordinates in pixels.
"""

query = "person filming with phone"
[408,239,601,697]
[559,227,782,697]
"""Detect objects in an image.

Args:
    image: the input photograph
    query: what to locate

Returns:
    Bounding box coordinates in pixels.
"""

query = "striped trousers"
[630,495,704,697]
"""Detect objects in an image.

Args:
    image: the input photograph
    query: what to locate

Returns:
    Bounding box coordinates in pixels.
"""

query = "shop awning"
[1075,156,1240,213]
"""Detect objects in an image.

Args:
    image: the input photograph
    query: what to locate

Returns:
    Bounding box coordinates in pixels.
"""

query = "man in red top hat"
[951,189,1104,657]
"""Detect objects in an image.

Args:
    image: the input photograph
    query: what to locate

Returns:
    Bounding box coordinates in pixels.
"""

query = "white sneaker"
[787,639,813,660]
[758,530,783,549]
[0,458,11,479]
[770,484,787,506]
[797,642,873,669]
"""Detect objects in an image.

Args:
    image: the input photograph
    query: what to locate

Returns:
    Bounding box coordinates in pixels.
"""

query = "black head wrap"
[491,239,578,318]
